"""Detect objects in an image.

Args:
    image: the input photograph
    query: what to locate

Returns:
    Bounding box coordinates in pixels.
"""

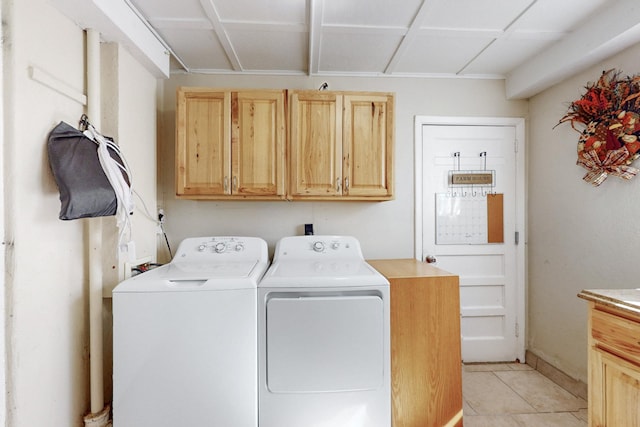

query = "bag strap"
[82,118,134,251]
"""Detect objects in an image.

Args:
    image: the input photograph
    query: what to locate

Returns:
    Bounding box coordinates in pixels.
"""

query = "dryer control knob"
[214,242,227,253]
[234,243,244,252]
[331,242,340,250]
[198,244,206,252]
[313,241,325,252]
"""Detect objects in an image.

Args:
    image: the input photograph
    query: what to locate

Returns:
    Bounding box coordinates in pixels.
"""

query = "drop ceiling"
[53,0,640,98]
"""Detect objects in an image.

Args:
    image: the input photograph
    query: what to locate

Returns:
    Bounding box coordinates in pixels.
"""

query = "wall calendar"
[435,193,504,245]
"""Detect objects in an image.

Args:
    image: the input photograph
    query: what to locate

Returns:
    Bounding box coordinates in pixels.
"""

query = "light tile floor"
[463,363,588,427]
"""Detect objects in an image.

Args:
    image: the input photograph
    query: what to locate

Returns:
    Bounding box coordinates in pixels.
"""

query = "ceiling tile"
[421,0,535,30]
[394,33,494,74]
[511,0,609,32]
[323,0,424,27]
[228,29,308,71]
[462,38,555,75]
[159,28,232,70]
[212,0,306,23]
[130,0,205,20]
[319,33,403,73]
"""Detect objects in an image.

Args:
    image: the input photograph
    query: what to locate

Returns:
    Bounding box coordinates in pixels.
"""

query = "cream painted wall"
[100,42,159,402]
[3,0,159,425]
[100,42,159,293]
[4,0,88,425]
[159,75,528,261]
[528,42,640,383]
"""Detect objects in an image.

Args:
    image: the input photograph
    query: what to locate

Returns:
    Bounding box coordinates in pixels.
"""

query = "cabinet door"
[176,89,231,196]
[597,349,640,427]
[289,91,343,197]
[232,90,286,197]
[343,93,394,199]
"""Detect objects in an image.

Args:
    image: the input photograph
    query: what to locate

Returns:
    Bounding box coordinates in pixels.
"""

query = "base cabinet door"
[587,302,640,427]
[599,350,640,427]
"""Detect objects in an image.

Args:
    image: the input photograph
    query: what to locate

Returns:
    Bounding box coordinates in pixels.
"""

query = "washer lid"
[259,260,389,288]
[113,260,268,293]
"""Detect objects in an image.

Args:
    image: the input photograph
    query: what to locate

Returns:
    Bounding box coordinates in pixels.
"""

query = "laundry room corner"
[1,0,161,424]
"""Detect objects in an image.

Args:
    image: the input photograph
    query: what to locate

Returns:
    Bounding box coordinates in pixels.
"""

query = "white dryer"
[112,236,268,427]
[258,235,390,427]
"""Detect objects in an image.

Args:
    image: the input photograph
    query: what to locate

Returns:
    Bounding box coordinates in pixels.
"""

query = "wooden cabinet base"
[367,259,463,427]
[584,301,640,427]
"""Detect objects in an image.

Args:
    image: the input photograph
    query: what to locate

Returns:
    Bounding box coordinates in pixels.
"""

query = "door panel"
[421,124,521,362]
[343,94,393,197]
[232,90,285,196]
[289,92,342,196]
[176,90,230,195]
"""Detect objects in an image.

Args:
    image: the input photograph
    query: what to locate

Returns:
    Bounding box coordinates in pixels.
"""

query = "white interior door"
[415,117,526,363]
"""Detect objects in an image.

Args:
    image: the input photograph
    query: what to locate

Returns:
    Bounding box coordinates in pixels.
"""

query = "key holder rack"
[447,152,496,197]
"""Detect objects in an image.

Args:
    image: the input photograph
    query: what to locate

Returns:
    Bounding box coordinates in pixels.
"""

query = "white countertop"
[578,288,640,316]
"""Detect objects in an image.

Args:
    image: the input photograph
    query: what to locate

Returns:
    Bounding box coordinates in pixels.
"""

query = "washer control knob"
[198,244,206,252]
[214,242,227,253]
[234,243,244,252]
[313,241,325,252]
[331,242,340,250]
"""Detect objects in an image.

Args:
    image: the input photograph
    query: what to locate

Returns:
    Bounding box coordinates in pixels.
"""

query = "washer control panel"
[173,236,267,262]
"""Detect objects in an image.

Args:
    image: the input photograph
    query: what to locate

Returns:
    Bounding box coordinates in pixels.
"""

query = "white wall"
[2,0,159,425]
[101,42,159,292]
[528,42,640,382]
[4,1,88,425]
[100,42,159,402]
[159,75,528,261]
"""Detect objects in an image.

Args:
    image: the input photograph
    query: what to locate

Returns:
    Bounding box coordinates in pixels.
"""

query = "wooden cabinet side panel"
[232,90,286,196]
[343,94,394,198]
[390,275,462,427]
[588,302,605,427]
[176,90,230,196]
[289,91,341,196]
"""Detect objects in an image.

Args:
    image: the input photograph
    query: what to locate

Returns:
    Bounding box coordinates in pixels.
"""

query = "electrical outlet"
[123,255,154,281]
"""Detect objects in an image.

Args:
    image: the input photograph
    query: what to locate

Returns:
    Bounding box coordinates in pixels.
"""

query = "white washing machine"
[112,236,268,427]
[258,235,390,427]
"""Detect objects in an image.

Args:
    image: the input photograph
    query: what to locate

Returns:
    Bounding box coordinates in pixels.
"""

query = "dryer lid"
[259,260,388,288]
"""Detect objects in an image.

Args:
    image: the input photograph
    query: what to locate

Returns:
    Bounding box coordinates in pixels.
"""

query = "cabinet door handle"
[345,177,349,192]
[224,176,229,192]
[232,176,238,192]
[336,177,341,193]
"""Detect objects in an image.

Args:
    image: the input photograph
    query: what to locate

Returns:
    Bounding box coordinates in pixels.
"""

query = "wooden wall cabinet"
[367,259,463,427]
[176,88,286,199]
[586,302,640,427]
[289,90,394,201]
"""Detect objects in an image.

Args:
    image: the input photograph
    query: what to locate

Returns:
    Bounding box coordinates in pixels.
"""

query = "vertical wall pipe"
[86,28,105,416]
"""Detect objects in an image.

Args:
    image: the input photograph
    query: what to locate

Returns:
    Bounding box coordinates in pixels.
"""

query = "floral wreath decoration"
[557,69,640,186]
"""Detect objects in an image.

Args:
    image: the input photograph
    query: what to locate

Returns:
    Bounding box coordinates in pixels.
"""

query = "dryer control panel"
[173,236,268,262]
[273,235,364,261]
